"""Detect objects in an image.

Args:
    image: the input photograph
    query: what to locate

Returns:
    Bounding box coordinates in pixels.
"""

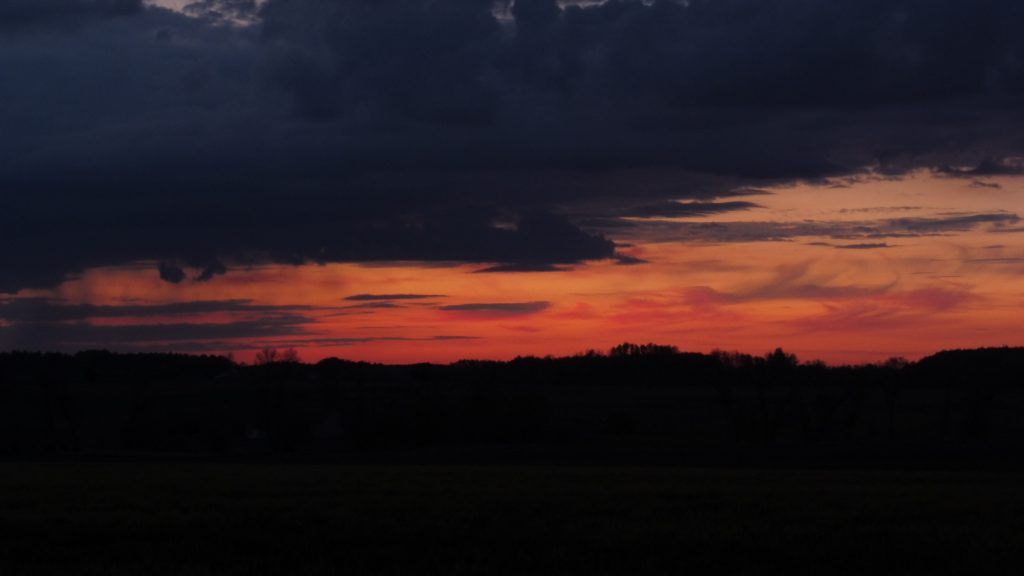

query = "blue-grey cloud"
[834,243,893,250]
[440,301,551,314]
[475,263,568,273]
[337,302,406,311]
[939,158,1024,177]
[0,297,330,351]
[0,314,312,351]
[0,298,318,322]
[276,335,480,348]
[158,262,187,284]
[619,212,1021,244]
[0,0,141,32]
[344,293,446,301]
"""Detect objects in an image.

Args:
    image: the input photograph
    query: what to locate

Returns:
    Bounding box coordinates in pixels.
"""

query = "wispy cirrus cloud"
[791,287,978,334]
[689,262,896,304]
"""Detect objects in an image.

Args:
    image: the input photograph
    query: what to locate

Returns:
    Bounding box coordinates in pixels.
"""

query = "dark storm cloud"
[260,0,502,122]
[619,201,761,219]
[0,0,141,31]
[158,262,187,284]
[4,0,1024,293]
[183,0,260,24]
[158,260,231,286]
[194,260,228,282]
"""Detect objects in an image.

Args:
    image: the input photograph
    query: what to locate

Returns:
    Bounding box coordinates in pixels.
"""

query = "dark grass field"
[3,463,1024,575]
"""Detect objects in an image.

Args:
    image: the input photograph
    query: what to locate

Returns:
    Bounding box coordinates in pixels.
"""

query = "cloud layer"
[3,0,1024,292]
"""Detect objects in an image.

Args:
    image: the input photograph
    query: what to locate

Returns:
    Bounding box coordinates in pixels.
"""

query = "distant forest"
[2,344,1024,465]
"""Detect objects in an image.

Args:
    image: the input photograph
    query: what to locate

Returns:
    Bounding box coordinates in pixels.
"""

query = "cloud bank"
[3,0,1024,292]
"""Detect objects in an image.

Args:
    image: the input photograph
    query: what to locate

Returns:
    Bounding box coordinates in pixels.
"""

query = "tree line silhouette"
[1,344,1022,465]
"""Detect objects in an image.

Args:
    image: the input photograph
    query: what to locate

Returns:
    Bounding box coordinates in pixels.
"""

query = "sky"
[2,0,1023,364]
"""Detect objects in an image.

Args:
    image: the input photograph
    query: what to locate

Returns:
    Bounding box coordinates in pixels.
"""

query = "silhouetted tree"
[255,347,301,366]
[609,342,679,357]
[1,346,1023,463]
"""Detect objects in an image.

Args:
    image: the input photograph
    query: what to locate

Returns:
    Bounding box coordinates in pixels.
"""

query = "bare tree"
[255,347,301,366]
[254,347,279,366]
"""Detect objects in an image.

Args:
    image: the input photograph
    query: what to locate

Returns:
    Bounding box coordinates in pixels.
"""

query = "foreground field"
[2,464,1023,575]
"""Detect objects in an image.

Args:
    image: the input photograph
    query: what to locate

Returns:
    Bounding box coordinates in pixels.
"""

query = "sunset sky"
[2,0,1024,364]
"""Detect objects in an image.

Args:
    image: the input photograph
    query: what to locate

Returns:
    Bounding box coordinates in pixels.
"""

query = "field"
[2,463,1024,575]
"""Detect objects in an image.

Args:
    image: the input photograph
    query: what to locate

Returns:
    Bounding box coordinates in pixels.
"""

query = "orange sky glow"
[9,170,1024,365]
